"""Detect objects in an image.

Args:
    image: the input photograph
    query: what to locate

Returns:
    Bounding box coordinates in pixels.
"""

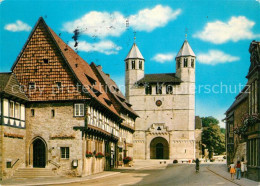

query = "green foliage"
[220,128,226,134]
[201,116,219,127]
[201,117,226,158]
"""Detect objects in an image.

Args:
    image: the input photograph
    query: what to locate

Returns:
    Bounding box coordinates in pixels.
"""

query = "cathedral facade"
[125,40,197,160]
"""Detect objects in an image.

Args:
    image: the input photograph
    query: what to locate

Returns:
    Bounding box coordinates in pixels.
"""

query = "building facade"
[226,40,260,182]
[125,40,196,160]
[0,17,135,180]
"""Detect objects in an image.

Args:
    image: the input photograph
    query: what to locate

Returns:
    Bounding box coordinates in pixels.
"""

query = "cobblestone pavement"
[1,163,259,186]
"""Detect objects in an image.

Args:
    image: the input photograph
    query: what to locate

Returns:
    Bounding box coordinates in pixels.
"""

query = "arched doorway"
[150,137,169,159]
[32,138,46,168]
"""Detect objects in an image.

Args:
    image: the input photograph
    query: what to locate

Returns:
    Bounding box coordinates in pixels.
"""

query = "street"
[52,164,237,186]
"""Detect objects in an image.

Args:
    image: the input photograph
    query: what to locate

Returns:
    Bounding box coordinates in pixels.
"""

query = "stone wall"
[25,102,85,176]
[1,126,26,179]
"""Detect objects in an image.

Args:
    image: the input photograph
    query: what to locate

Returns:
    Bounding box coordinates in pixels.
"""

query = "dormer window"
[85,74,96,86]
[56,82,62,88]
[184,58,188,67]
[29,82,35,89]
[131,61,135,69]
[139,61,142,70]
[43,59,49,64]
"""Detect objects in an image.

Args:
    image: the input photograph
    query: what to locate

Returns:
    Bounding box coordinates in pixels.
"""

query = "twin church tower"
[124,39,197,160]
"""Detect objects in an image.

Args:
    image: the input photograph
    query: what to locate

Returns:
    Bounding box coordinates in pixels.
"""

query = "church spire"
[176,39,196,58]
[124,43,144,61]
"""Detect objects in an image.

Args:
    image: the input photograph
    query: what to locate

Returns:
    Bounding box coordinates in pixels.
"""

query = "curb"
[206,167,242,186]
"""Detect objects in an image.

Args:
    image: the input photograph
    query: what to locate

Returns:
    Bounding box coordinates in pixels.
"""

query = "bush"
[123,157,132,164]
[173,160,178,164]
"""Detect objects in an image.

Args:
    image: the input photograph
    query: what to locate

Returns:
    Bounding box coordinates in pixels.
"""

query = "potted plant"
[86,151,93,158]
[95,152,104,158]
[123,156,132,166]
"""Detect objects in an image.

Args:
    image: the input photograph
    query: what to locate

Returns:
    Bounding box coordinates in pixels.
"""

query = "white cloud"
[194,16,260,44]
[0,0,4,4]
[4,20,31,32]
[129,5,181,32]
[197,50,240,65]
[151,53,175,63]
[69,40,122,55]
[256,0,260,3]
[63,5,181,37]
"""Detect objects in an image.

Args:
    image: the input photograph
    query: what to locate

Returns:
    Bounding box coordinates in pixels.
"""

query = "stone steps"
[13,168,55,178]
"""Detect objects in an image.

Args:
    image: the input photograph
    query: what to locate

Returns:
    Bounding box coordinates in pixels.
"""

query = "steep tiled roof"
[0,73,28,101]
[11,17,120,118]
[125,43,144,60]
[91,63,138,118]
[176,40,195,58]
[136,73,181,85]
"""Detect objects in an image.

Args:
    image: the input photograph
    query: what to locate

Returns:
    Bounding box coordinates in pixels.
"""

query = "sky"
[1,0,260,128]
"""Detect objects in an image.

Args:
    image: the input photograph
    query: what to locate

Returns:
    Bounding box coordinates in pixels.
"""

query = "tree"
[201,117,226,159]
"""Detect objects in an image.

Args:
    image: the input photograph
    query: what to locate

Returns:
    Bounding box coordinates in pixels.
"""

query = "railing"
[11,159,20,168]
[48,160,60,168]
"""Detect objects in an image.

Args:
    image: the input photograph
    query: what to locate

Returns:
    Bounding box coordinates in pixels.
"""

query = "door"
[33,138,46,168]
[156,143,164,159]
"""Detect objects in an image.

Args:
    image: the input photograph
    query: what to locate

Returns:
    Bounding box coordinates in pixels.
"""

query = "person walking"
[241,158,245,178]
[236,160,241,180]
[229,162,236,180]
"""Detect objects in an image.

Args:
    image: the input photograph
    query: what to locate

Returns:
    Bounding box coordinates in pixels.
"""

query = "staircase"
[13,168,56,178]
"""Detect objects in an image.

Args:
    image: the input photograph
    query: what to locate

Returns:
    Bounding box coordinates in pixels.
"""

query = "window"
[177,59,181,68]
[51,109,55,117]
[156,84,162,94]
[60,147,69,159]
[131,60,135,69]
[74,103,84,116]
[139,61,142,70]
[15,103,20,119]
[56,82,62,89]
[29,82,35,89]
[31,109,35,117]
[191,59,194,68]
[184,58,188,67]
[126,62,128,70]
[9,101,14,118]
[145,85,152,95]
[43,59,49,64]
[166,85,173,94]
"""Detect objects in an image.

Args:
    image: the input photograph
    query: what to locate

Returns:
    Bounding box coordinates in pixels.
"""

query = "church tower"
[175,39,196,83]
[125,42,145,101]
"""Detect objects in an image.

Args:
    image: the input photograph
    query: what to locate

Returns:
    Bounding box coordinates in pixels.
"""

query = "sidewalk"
[207,164,260,186]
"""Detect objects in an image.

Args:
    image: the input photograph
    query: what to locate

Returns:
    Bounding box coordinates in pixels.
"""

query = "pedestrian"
[229,162,236,180]
[236,160,241,180]
[241,158,245,178]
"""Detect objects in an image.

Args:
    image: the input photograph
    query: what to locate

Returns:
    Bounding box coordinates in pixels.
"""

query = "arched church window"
[191,59,194,68]
[156,84,162,94]
[177,59,180,68]
[131,61,135,69]
[184,58,188,67]
[139,61,142,70]
[145,84,152,95]
[166,85,173,94]
[126,62,128,70]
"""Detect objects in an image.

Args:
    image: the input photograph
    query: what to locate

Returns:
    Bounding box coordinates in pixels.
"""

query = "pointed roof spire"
[125,43,144,61]
[176,40,196,58]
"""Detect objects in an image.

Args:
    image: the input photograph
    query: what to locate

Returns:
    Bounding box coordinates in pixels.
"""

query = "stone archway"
[31,137,47,168]
[150,137,169,159]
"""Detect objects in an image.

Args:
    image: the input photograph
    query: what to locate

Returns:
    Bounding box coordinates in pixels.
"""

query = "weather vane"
[134,31,136,43]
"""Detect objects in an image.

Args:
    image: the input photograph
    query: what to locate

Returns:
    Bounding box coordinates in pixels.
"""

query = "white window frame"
[9,101,14,118]
[15,102,20,119]
[60,147,70,159]
[74,103,84,117]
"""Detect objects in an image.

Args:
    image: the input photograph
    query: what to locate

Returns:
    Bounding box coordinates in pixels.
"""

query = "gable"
[12,19,87,101]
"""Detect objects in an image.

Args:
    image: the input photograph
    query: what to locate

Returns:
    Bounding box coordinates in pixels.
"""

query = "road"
[51,164,237,186]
